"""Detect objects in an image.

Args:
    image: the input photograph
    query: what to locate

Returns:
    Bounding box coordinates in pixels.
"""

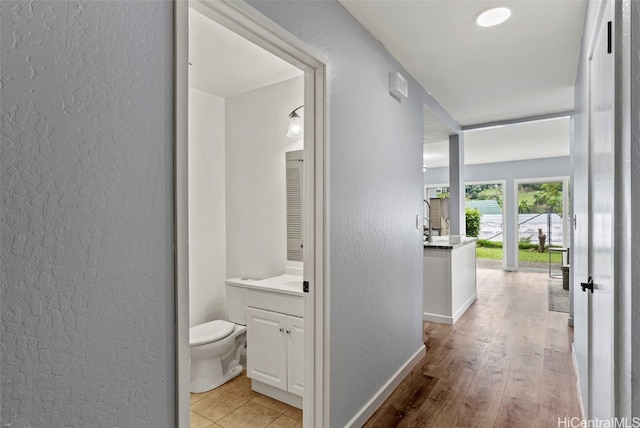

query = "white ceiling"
[340,0,587,126]
[189,2,581,167]
[423,116,571,168]
[339,0,584,167]
[189,7,302,98]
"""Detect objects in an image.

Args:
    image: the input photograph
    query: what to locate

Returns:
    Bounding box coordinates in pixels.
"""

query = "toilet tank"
[225,278,253,325]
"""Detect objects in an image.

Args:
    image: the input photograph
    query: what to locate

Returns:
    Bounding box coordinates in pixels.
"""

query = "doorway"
[175,1,327,427]
[467,182,505,269]
[424,182,506,268]
[515,179,569,271]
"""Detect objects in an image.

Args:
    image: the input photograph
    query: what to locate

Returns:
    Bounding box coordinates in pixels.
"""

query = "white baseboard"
[345,345,426,427]
[571,343,585,419]
[452,293,477,324]
[423,312,453,324]
[252,380,303,409]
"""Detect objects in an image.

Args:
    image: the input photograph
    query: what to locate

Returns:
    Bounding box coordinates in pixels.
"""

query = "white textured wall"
[225,77,303,279]
[0,1,174,426]
[189,88,226,326]
[246,2,425,425]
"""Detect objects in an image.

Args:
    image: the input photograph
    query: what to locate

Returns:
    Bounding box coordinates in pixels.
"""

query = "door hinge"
[607,21,612,54]
[303,281,309,293]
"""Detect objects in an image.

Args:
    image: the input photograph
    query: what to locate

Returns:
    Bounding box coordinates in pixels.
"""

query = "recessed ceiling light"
[476,7,511,27]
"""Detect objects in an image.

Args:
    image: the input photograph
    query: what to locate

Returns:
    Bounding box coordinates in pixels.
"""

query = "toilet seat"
[190,320,236,346]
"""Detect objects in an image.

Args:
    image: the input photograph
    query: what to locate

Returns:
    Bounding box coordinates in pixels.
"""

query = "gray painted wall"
[246,1,425,425]
[423,156,570,185]
[629,0,640,416]
[0,2,175,426]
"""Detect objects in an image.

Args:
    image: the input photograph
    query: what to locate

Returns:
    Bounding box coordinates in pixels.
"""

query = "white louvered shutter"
[286,150,303,261]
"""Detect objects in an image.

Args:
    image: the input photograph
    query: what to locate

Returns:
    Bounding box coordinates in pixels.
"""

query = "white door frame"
[512,176,570,271]
[465,180,508,269]
[586,0,616,417]
[174,1,329,426]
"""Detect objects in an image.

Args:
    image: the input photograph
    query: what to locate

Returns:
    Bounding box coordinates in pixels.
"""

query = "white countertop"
[227,275,304,297]
[423,236,477,250]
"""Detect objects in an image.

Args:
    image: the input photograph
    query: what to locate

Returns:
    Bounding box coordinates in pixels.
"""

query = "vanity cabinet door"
[246,307,287,390]
[286,315,305,397]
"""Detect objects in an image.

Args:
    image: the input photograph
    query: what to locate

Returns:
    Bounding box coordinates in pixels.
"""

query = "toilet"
[189,279,251,393]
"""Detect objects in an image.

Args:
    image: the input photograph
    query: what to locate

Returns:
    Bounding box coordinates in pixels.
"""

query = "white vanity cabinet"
[285,315,305,396]
[246,307,304,396]
[246,308,288,390]
[245,287,304,408]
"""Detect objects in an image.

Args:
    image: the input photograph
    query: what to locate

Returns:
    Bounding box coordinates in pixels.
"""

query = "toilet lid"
[190,320,236,346]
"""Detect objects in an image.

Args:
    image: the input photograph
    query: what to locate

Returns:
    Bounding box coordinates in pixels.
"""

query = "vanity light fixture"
[476,7,511,27]
[286,105,304,138]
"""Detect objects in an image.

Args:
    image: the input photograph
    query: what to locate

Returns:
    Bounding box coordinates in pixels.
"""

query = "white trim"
[174,2,190,427]
[562,177,570,248]
[252,380,303,409]
[512,179,519,272]
[573,343,586,419]
[423,312,453,324]
[500,181,508,271]
[344,345,426,428]
[422,292,477,325]
[513,176,571,272]
[175,2,328,426]
[452,293,478,324]
[462,110,574,131]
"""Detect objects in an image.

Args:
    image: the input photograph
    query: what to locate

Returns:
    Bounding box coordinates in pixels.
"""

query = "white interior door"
[573,116,590,412]
[587,0,615,419]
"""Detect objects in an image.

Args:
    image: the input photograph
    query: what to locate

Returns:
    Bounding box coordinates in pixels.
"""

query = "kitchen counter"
[423,236,477,249]
[423,238,477,324]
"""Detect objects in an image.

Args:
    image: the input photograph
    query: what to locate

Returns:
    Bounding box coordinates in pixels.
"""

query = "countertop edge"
[423,238,478,250]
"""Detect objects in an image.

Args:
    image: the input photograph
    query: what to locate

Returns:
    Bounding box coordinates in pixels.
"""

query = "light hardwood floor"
[364,268,581,428]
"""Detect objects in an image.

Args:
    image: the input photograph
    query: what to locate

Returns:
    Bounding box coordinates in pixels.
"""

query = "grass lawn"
[476,246,563,263]
[518,192,538,206]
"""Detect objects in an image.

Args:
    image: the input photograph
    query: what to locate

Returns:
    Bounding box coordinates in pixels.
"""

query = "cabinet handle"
[286,329,291,334]
[279,328,284,332]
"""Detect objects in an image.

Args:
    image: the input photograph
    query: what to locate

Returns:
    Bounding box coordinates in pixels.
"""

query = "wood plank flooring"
[364,268,581,428]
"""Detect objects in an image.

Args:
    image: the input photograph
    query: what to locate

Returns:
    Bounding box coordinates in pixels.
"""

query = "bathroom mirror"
[286,150,303,261]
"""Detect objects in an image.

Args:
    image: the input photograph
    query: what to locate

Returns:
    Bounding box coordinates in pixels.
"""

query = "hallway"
[365,268,581,427]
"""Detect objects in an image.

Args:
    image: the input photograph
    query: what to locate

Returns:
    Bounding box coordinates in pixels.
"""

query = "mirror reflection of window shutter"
[286,150,303,262]
[430,198,442,229]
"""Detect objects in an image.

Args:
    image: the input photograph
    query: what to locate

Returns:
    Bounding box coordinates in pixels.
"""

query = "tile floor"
[190,371,302,428]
